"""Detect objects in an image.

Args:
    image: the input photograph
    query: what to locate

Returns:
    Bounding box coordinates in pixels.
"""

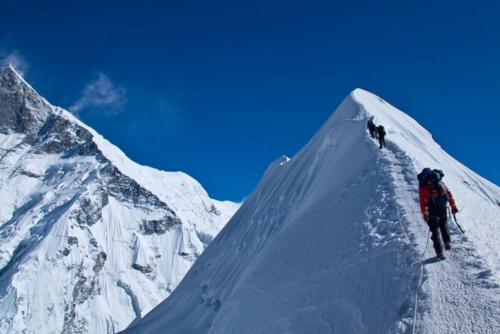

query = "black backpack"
[418,169,449,207]
[378,126,386,136]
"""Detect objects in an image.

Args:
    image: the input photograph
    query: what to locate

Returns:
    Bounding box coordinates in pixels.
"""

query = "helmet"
[417,168,433,186]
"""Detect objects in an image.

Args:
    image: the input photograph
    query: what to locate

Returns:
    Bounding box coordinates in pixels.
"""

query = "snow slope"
[0,65,239,333]
[121,89,500,334]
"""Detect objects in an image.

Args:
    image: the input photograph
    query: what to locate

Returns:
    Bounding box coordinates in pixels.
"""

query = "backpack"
[378,125,386,136]
[418,168,449,207]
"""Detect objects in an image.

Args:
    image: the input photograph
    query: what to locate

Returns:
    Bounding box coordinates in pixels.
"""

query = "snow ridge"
[122,89,500,334]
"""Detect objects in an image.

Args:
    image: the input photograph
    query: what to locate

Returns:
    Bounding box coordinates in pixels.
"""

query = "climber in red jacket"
[418,168,458,260]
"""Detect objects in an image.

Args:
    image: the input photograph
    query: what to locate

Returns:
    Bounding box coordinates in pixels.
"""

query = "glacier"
[0,64,240,333]
[122,89,500,333]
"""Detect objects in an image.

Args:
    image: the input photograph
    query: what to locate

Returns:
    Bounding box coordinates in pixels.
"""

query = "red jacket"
[419,181,456,213]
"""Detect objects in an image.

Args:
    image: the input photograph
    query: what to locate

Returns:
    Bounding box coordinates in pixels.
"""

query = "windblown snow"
[0,65,240,333]
[122,89,500,334]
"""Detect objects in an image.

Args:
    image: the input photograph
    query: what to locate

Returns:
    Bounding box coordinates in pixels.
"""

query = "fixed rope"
[395,202,430,334]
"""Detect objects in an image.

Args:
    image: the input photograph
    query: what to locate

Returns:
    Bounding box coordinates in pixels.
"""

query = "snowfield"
[121,89,500,334]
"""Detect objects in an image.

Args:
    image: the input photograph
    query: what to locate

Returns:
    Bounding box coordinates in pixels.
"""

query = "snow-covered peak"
[0,64,39,96]
[353,88,434,143]
[1,63,22,80]
[352,88,499,203]
[122,89,500,334]
[0,68,240,333]
[0,64,54,139]
[5,64,21,80]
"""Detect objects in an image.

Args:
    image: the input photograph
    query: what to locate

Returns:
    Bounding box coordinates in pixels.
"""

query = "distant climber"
[377,125,387,148]
[418,168,459,260]
[367,119,376,138]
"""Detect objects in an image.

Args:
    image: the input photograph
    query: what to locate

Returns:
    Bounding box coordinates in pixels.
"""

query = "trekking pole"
[453,213,465,233]
[448,207,465,233]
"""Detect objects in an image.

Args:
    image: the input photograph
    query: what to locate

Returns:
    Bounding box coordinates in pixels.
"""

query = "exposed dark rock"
[89,238,98,248]
[60,248,71,256]
[93,252,107,273]
[68,236,79,246]
[19,170,42,178]
[132,263,153,274]
[72,197,103,227]
[141,216,181,235]
[63,251,106,333]
[207,204,221,216]
[76,140,98,156]
[70,182,108,227]
[0,66,50,140]
[33,114,92,154]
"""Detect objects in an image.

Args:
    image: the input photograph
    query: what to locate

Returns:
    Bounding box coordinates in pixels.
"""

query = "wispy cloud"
[156,98,184,132]
[70,73,127,117]
[0,50,29,76]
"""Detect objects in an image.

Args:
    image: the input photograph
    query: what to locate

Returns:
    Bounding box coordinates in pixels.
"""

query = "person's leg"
[427,218,443,255]
[437,206,451,249]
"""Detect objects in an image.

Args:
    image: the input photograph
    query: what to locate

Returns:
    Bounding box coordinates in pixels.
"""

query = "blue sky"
[1,1,499,202]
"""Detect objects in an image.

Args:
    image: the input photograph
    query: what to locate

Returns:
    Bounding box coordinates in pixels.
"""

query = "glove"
[451,204,458,214]
[422,210,429,221]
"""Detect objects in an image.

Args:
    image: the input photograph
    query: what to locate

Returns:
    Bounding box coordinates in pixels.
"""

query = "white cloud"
[0,50,29,76]
[70,73,127,117]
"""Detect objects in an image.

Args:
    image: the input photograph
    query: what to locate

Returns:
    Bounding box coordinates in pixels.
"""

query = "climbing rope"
[384,144,430,334]
[395,202,430,334]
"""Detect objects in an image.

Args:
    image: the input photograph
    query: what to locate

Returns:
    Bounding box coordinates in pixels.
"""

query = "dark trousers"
[427,205,450,254]
[378,136,387,148]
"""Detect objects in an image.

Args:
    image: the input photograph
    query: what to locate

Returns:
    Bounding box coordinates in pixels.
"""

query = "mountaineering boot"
[444,242,451,250]
[437,253,446,260]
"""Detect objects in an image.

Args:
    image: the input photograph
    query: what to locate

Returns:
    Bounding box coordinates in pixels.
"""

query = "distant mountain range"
[0,64,240,333]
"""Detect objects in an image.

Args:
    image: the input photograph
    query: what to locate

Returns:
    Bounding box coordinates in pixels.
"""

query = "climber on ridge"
[367,119,376,138]
[417,168,459,260]
[377,125,387,149]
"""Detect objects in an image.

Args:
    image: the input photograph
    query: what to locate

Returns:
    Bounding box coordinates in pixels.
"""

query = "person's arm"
[444,183,458,213]
[419,186,428,220]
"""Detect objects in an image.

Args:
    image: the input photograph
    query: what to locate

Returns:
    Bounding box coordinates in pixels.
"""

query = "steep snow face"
[122,89,500,334]
[0,65,239,334]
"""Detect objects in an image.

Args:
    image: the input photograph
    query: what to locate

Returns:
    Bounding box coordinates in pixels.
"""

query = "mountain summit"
[0,65,239,333]
[122,89,500,334]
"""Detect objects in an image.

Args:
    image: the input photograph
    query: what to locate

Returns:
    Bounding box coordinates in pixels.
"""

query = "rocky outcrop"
[0,65,51,141]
